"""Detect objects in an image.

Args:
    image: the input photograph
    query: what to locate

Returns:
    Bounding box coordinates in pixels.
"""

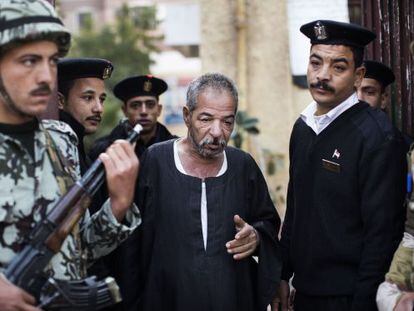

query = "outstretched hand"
[225,215,259,260]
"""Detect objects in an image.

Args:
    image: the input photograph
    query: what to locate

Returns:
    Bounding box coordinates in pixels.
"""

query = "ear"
[354,66,366,88]
[121,103,127,115]
[156,104,162,117]
[57,92,65,110]
[380,91,389,110]
[183,106,191,127]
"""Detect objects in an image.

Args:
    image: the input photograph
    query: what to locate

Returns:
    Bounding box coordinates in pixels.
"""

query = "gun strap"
[42,125,76,192]
[42,124,86,276]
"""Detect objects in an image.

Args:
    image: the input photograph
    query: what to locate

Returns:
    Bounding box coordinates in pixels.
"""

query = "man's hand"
[99,140,139,222]
[0,275,41,311]
[226,215,259,260]
[271,280,292,311]
[395,291,414,311]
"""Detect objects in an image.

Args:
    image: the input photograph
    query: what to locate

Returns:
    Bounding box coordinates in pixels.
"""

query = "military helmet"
[0,0,71,56]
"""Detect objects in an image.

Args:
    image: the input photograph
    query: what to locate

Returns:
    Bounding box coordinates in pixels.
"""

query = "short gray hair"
[186,73,238,112]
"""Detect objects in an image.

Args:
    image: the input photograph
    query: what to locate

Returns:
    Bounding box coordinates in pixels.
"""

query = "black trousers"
[294,292,352,311]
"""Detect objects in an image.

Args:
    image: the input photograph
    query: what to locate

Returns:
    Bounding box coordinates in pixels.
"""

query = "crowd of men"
[1,1,414,311]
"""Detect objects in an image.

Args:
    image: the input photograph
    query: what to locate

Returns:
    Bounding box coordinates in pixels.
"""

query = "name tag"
[322,159,341,173]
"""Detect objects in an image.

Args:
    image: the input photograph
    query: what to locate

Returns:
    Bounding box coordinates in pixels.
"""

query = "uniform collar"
[300,92,359,134]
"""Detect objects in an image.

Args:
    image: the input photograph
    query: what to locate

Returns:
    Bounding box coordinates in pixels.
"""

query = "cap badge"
[143,80,152,92]
[332,149,341,159]
[314,21,328,40]
[103,67,111,79]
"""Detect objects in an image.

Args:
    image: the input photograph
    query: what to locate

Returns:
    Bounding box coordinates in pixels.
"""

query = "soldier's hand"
[395,291,414,311]
[100,139,139,222]
[225,215,259,260]
[0,275,41,311]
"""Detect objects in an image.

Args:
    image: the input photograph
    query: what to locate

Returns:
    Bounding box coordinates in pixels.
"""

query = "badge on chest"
[322,148,342,173]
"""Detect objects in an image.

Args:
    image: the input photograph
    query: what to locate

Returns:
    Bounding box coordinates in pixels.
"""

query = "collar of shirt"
[300,92,359,135]
[173,138,227,177]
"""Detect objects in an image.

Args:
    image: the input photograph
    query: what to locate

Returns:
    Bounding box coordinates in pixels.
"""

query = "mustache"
[200,137,227,148]
[309,80,335,93]
[86,115,102,122]
[30,84,52,96]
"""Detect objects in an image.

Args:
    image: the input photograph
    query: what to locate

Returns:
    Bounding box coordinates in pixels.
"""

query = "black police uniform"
[280,20,407,311]
[88,75,176,311]
[57,57,113,175]
[363,60,413,148]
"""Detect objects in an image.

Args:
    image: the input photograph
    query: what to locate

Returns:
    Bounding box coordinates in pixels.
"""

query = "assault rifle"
[4,124,143,310]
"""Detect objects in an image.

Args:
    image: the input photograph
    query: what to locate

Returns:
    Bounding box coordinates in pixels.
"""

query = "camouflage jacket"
[0,120,141,280]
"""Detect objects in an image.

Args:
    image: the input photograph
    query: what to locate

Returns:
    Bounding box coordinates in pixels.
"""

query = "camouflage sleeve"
[376,232,414,310]
[80,200,141,262]
[385,232,414,290]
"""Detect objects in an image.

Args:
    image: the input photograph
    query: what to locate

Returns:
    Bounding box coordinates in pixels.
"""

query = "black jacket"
[280,102,406,310]
[88,120,176,311]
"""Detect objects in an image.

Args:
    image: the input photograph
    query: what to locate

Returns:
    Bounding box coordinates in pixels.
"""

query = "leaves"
[68,4,161,146]
[231,110,260,149]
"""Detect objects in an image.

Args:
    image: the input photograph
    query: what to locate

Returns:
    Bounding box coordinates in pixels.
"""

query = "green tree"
[68,4,162,145]
[231,110,260,149]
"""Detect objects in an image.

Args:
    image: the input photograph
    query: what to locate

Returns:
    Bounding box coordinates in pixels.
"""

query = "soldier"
[88,75,176,311]
[0,1,140,310]
[357,60,395,111]
[58,57,114,174]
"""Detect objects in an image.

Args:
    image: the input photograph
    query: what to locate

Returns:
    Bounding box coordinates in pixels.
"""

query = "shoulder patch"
[41,119,79,145]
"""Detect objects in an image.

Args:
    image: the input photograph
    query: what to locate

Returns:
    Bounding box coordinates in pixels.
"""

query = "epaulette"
[41,119,79,145]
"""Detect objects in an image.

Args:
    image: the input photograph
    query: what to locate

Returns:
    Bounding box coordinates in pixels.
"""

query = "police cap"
[113,75,168,102]
[300,20,376,48]
[58,58,113,85]
[363,60,395,88]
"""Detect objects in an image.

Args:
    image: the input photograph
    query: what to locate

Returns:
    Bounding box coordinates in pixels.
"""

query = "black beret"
[363,60,395,88]
[300,20,376,48]
[113,75,168,102]
[58,58,113,85]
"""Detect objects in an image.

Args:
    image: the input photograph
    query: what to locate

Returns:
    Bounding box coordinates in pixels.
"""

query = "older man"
[0,1,140,310]
[278,20,406,311]
[134,73,281,311]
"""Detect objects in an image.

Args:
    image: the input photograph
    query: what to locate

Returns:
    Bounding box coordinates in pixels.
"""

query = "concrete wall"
[200,0,311,217]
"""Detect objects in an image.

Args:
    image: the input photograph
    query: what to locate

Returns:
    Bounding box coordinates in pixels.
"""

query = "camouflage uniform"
[0,120,141,280]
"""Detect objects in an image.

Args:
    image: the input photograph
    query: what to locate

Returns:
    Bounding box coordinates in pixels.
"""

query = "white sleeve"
[377,281,402,311]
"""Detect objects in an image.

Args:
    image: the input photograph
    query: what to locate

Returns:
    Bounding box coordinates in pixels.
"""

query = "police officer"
[357,60,395,110]
[276,20,406,311]
[58,58,114,174]
[90,75,176,160]
[89,75,176,311]
[0,1,140,310]
[357,60,413,148]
